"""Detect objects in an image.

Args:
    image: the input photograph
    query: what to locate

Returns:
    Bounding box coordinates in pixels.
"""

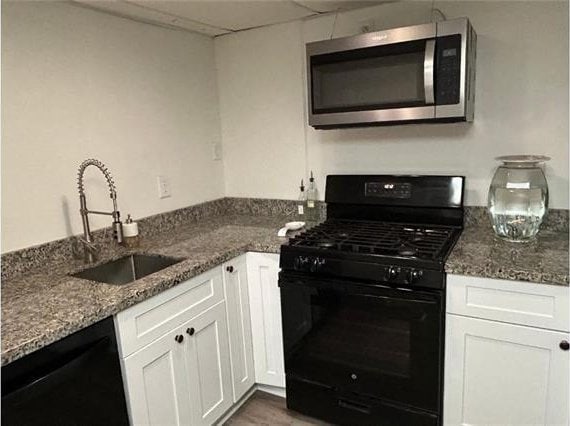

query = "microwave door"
[309,39,436,127]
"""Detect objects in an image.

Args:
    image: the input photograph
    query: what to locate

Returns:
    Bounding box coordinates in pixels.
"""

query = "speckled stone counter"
[2,202,568,366]
[1,215,292,366]
[446,215,569,286]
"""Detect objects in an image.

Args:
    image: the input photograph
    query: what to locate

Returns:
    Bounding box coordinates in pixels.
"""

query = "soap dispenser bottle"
[122,214,140,249]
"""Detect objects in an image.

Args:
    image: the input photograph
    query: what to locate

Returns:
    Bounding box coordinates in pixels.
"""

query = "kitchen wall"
[2,1,224,252]
[215,1,569,209]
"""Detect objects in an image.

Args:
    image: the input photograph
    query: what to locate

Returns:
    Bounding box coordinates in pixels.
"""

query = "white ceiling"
[71,0,389,36]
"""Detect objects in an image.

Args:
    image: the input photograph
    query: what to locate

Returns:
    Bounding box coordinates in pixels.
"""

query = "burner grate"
[288,219,457,260]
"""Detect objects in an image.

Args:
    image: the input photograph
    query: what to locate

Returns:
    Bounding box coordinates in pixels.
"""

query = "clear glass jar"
[488,155,550,242]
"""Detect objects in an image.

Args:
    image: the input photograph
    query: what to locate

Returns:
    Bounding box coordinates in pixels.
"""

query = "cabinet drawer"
[447,275,569,332]
[116,267,224,357]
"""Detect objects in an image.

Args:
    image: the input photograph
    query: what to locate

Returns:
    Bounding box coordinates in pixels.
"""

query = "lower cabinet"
[444,275,569,426]
[184,302,233,425]
[123,301,232,426]
[222,255,255,402]
[117,254,279,425]
[122,327,192,426]
[444,315,569,426]
[246,252,285,388]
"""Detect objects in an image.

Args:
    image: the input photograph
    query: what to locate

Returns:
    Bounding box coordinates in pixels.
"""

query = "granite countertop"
[1,215,290,366]
[446,221,569,286]
[2,212,568,366]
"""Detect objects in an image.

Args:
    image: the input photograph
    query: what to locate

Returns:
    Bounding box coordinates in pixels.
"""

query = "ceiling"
[71,0,389,36]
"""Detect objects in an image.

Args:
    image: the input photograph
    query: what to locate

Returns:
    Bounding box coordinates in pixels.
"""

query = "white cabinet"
[444,275,570,426]
[122,327,192,426]
[223,255,255,402]
[117,252,286,425]
[184,302,233,425]
[117,268,233,426]
[246,252,285,388]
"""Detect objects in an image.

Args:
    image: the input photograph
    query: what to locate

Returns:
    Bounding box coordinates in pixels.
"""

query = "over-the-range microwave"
[306,18,477,128]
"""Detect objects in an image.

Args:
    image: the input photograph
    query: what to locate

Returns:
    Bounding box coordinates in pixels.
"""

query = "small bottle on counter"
[306,171,318,222]
[122,214,140,249]
[297,180,306,221]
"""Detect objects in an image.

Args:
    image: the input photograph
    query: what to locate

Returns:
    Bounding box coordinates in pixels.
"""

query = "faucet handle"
[113,219,124,244]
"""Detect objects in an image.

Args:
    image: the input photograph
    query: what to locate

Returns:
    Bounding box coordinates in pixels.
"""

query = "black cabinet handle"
[226,266,234,273]
[186,328,195,336]
[560,340,569,350]
[175,335,184,343]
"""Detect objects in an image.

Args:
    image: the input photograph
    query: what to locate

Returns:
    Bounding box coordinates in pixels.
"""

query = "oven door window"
[310,40,432,113]
[280,278,442,412]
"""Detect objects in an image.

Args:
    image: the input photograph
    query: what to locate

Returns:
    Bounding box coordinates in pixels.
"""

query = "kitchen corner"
[1,199,305,366]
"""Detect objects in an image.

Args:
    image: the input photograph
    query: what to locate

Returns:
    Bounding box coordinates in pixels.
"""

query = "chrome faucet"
[77,159,123,262]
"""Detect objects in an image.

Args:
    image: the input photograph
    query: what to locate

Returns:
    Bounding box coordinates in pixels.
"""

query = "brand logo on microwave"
[372,34,388,41]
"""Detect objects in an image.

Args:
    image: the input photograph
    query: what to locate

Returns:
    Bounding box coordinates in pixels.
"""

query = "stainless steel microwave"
[306,18,477,128]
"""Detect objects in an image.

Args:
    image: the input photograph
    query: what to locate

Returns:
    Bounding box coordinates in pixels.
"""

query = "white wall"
[2,1,225,252]
[215,1,569,208]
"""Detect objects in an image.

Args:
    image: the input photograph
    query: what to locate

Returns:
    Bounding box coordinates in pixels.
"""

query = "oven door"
[307,23,437,127]
[279,273,443,412]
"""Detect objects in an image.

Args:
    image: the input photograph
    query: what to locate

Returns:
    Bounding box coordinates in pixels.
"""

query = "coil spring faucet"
[77,159,123,261]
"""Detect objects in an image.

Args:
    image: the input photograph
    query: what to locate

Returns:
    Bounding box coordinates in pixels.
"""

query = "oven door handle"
[424,39,436,105]
[362,293,438,305]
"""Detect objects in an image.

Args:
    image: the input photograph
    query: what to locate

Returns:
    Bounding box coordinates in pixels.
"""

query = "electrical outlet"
[157,175,171,199]
[212,142,222,161]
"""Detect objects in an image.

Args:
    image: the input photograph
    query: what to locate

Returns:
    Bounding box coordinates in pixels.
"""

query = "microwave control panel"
[435,35,462,105]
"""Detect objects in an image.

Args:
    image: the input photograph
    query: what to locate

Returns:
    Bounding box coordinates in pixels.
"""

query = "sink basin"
[72,254,183,285]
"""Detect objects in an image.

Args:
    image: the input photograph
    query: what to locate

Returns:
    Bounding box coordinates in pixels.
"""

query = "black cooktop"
[287,219,460,261]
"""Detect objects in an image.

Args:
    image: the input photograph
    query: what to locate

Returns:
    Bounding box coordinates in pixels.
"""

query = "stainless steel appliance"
[307,19,477,128]
[279,175,464,425]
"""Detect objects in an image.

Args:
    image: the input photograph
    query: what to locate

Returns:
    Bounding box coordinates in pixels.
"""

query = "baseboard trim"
[215,383,286,424]
[256,383,286,398]
[216,385,257,425]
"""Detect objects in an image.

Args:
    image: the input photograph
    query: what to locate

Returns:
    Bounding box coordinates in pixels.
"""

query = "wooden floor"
[224,391,331,425]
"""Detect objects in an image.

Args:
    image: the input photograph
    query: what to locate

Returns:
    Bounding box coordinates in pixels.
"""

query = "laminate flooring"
[224,391,331,425]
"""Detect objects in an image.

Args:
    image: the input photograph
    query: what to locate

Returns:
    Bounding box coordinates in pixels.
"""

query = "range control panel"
[365,182,412,199]
[292,255,429,287]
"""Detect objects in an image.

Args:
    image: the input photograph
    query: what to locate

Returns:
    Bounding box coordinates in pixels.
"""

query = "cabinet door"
[444,314,569,426]
[223,255,255,402]
[246,252,285,388]
[184,302,233,426]
[122,330,191,426]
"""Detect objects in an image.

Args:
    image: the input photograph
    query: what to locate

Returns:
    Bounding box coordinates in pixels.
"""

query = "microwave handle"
[424,39,436,104]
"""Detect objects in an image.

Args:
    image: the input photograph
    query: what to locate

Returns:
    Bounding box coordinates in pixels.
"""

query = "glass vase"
[487,155,549,242]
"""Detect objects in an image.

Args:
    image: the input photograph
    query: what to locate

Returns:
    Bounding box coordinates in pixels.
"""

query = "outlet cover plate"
[157,175,171,199]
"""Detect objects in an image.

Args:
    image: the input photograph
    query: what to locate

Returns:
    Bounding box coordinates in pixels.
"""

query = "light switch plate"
[157,175,171,199]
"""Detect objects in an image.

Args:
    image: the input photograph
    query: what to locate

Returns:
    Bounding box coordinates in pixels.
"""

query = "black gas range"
[279,175,464,426]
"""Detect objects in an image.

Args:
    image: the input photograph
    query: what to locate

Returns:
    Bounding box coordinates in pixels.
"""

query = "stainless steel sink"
[72,254,183,285]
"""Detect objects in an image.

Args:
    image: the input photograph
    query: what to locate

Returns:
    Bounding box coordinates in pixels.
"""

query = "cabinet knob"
[175,335,184,343]
[560,340,569,351]
[186,327,195,336]
[226,266,234,273]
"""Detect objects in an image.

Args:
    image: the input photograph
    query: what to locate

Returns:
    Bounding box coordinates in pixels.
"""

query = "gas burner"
[315,240,336,248]
[289,219,457,260]
[397,244,419,257]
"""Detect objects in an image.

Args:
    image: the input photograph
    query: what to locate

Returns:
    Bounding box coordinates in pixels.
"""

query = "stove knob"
[386,266,399,281]
[310,258,319,273]
[406,269,423,284]
[294,257,301,270]
[294,256,308,271]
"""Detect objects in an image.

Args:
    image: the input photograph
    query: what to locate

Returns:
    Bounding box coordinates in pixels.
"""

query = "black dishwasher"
[1,317,129,426]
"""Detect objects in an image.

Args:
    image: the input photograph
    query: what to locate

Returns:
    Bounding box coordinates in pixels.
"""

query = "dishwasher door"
[2,317,129,426]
